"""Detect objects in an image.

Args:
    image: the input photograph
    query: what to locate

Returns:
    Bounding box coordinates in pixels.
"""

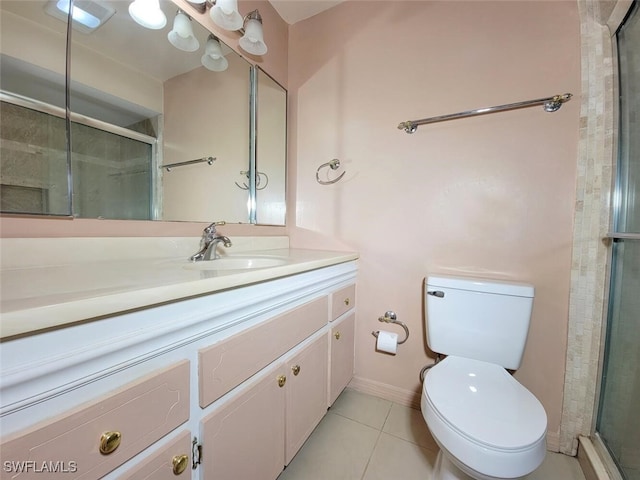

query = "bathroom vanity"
[0,239,357,479]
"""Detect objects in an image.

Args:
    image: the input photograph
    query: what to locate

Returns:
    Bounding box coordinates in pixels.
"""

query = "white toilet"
[421,275,547,480]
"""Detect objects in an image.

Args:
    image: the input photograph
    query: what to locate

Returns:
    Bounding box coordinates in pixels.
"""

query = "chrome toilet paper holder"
[372,311,409,344]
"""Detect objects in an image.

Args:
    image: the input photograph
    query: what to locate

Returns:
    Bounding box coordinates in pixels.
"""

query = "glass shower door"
[596,3,640,479]
[598,241,640,480]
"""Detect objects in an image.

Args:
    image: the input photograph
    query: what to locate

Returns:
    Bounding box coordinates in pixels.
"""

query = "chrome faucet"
[189,221,232,262]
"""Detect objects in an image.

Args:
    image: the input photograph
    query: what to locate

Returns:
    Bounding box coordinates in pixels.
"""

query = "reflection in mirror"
[255,67,287,225]
[162,52,250,222]
[0,0,255,223]
[0,2,70,215]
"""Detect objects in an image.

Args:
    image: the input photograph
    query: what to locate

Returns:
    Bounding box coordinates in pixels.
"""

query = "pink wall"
[287,1,581,447]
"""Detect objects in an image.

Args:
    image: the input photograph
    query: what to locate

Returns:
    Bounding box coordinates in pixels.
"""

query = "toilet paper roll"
[376,330,398,354]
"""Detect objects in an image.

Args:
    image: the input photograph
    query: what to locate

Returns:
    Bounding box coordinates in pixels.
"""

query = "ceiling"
[267,0,344,25]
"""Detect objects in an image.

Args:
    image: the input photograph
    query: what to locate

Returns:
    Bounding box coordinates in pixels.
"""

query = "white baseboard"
[348,375,421,409]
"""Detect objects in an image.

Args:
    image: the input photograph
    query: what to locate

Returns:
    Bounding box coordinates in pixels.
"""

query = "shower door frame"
[590,2,639,479]
[0,91,160,220]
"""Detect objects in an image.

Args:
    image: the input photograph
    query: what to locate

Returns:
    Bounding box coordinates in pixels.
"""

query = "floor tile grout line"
[360,425,385,480]
[327,402,394,432]
[382,430,440,453]
[380,403,394,431]
[359,402,395,479]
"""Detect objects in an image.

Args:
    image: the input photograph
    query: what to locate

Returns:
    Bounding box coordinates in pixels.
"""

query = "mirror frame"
[253,65,288,226]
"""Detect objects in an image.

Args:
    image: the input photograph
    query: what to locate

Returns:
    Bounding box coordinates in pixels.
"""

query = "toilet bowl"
[421,356,547,479]
[422,275,548,479]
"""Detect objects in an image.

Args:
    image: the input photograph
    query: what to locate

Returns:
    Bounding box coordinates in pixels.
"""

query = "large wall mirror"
[0,0,286,225]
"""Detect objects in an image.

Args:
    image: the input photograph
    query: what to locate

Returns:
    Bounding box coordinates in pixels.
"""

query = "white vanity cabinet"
[0,261,357,480]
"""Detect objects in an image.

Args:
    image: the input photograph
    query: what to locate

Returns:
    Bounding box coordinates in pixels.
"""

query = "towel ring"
[235,170,269,190]
[371,311,409,344]
[316,158,345,185]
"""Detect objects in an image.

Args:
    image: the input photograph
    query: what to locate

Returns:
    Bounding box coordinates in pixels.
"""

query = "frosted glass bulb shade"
[239,18,267,55]
[210,0,242,30]
[168,11,199,52]
[201,37,228,71]
[129,0,166,29]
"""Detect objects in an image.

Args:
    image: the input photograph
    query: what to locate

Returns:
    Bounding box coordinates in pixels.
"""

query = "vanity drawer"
[121,430,191,479]
[199,296,328,408]
[331,284,356,321]
[0,361,190,480]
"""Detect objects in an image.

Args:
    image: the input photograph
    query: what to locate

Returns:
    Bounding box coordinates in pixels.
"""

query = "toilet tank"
[425,275,535,370]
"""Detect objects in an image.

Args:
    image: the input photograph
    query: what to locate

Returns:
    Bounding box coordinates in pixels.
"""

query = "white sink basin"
[184,256,288,271]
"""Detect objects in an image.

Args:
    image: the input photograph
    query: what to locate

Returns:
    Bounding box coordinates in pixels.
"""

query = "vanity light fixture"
[210,0,243,31]
[44,0,115,33]
[201,35,229,72]
[168,10,200,52]
[239,10,267,55]
[187,0,241,29]
[129,0,167,30]
[186,1,268,56]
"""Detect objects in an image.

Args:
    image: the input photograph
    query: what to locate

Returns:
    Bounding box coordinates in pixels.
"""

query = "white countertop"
[0,248,358,339]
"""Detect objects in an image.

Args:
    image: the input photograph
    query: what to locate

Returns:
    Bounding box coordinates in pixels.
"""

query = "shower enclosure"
[0,95,156,220]
[595,3,640,479]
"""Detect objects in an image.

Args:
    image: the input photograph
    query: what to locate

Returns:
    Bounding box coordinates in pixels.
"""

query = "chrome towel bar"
[162,156,216,172]
[398,93,573,134]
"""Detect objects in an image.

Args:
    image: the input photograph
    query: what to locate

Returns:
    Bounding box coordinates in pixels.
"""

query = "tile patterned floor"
[278,388,587,480]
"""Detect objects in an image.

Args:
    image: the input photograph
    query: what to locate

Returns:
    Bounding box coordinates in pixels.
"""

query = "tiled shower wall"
[559,0,620,457]
[0,102,68,214]
[0,102,152,219]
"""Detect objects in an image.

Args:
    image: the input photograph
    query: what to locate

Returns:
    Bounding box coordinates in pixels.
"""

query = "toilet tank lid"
[426,275,534,298]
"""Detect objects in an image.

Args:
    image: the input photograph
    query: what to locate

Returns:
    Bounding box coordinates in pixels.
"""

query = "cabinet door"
[285,334,329,464]
[201,362,285,480]
[329,313,355,406]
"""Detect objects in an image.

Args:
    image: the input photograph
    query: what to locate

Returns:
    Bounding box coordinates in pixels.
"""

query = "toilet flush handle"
[427,290,445,298]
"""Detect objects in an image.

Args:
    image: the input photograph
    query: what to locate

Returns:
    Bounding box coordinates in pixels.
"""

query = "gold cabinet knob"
[344,298,350,306]
[99,431,122,455]
[334,331,341,340]
[277,375,287,387]
[291,365,301,376]
[172,454,189,475]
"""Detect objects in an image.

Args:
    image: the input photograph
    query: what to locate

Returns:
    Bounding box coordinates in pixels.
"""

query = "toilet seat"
[422,356,547,478]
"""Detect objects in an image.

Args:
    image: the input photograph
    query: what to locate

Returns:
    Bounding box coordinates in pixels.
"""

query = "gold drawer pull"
[334,331,341,340]
[291,365,301,376]
[344,298,350,306]
[99,431,122,455]
[277,375,287,387]
[172,454,189,475]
